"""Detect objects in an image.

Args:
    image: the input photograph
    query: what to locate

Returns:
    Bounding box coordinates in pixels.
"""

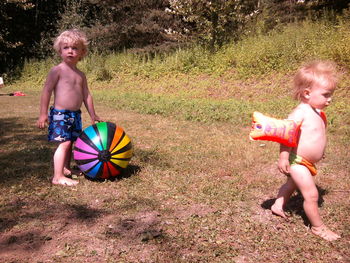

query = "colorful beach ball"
[73,122,133,179]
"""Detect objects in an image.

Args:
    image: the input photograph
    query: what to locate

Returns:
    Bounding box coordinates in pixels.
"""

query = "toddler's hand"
[278,158,290,175]
[91,114,101,124]
[37,115,48,129]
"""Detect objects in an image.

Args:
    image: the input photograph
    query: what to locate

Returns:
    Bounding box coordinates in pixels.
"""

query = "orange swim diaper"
[289,152,317,176]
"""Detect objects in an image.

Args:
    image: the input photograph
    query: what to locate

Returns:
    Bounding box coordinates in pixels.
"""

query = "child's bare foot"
[271,204,288,219]
[64,167,83,176]
[311,224,341,241]
[52,176,79,186]
[64,167,72,176]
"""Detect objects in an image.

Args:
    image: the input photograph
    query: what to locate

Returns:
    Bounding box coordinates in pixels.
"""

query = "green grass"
[16,18,350,135]
[1,16,349,263]
[18,17,350,82]
[2,72,350,263]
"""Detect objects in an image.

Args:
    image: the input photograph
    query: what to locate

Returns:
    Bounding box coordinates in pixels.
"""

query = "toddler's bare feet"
[311,224,341,241]
[52,176,79,186]
[64,167,72,176]
[64,167,83,176]
[271,204,288,219]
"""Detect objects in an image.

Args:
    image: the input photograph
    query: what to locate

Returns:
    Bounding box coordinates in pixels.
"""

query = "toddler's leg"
[63,143,73,176]
[52,141,78,186]
[290,165,340,241]
[271,177,296,218]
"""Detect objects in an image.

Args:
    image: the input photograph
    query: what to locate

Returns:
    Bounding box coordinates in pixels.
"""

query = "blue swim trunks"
[48,107,82,142]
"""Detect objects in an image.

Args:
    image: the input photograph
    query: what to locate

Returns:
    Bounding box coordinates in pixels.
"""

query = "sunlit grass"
[18,17,350,82]
[1,14,350,262]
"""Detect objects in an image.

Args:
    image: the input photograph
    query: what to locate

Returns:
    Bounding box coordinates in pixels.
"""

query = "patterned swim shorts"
[48,107,82,142]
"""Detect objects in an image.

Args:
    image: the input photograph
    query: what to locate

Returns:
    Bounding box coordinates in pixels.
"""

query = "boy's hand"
[91,114,101,124]
[37,115,48,129]
[278,158,290,175]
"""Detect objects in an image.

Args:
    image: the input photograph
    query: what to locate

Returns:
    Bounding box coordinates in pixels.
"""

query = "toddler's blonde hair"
[53,29,89,56]
[293,60,338,100]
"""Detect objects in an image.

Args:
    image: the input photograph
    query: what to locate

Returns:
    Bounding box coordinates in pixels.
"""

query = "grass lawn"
[0,77,349,262]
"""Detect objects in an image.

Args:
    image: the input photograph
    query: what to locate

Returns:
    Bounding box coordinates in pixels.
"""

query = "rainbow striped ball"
[73,122,133,179]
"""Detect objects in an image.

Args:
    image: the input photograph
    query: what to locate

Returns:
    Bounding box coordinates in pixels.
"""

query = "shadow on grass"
[83,164,141,183]
[0,117,52,185]
[261,186,327,226]
[0,202,109,252]
[66,203,106,223]
[0,116,179,259]
[0,116,142,185]
[103,211,185,260]
[0,230,53,254]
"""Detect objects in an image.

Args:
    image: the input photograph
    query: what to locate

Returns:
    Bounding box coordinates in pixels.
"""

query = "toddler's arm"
[37,67,58,128]
[278,144,291,174]
[82,75,101,124]
[85,94,101,124]
[278,105,305,174]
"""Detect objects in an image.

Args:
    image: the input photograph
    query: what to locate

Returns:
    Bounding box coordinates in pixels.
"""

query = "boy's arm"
[37,67,59,129]
[82,75,100,124]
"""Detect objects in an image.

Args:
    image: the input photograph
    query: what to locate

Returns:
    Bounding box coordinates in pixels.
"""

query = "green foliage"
[0,0,66,74]
[96,18,350,79]
[20,15,350,82]
[20,58,56,83]
[19,12,350,129]
[57,0,88,32]
[168,0,258,50]
[85,0,180,53]
[4,6,350,262]
[3,0,350,76]
[0,1,35,73]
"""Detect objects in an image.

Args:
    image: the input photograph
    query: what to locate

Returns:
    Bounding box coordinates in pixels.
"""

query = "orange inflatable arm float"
[249,112,302,147]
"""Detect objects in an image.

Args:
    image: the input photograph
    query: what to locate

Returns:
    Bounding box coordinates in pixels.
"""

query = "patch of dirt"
[174,203,216,219]
[1,89,349,263]
[105,211,163,243]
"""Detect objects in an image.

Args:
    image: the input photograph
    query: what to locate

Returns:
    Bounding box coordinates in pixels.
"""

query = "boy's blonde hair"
[293,60,338,100]
[53,29,89,56]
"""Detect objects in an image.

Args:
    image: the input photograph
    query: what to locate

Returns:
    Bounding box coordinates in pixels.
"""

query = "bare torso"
[290,103,327,163]
[53,62,86,111]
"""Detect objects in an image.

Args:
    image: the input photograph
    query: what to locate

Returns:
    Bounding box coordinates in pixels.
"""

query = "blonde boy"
[271,60,341,241]
[37,29,100,186]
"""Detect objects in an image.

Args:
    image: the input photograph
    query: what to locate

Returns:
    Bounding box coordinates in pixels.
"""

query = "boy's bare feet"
[271,204,288,219]
[52,176,79,186]
[311,224,341,241]
[64,167,72,176]
[64,167,83,177]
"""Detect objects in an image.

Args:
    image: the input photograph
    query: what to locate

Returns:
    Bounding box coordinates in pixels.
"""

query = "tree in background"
[82,0,183,53]
[2,0,350,75]
[252,0,350,34]
[37,0,99,58]
[168,0,258,51]
[0,0,34,75]
[0,0,65,75]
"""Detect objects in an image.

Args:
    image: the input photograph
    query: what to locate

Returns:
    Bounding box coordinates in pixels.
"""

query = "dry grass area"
[0,88,349,263]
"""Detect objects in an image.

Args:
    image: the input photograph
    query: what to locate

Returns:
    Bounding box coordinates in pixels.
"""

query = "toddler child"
[271,60,341,241]
[37,29,100,186]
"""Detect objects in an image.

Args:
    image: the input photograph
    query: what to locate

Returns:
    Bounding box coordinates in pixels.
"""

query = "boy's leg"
[63,143,73,176]
[52,141,78,186]
[271,177,296,218]
[62,146,81,176]
[290,164,340,241]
